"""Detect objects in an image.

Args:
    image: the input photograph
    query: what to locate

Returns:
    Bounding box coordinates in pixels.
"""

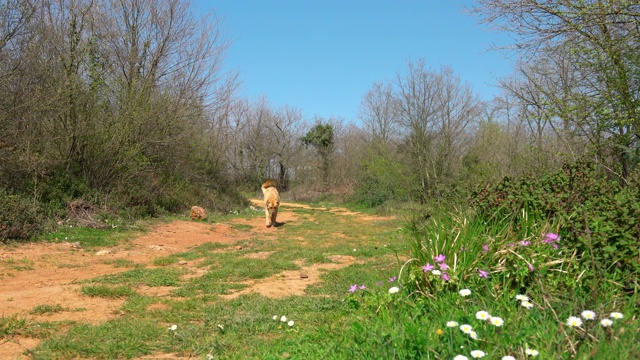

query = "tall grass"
[341,208,639,359]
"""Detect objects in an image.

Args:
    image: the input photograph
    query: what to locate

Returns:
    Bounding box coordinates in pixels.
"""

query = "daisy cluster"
[272,314,295,327]
[516,294,534,309]
[449,290,528,359]
[565,310,624,328]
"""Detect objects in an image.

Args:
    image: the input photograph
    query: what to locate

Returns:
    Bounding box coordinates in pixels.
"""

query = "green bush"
[471,160,640,289]
[0,189,45,242]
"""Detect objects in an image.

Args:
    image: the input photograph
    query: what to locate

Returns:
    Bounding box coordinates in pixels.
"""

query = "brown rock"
[190,206,207,220]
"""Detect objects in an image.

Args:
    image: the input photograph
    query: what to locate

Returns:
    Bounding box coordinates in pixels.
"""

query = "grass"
[2,200,637,359]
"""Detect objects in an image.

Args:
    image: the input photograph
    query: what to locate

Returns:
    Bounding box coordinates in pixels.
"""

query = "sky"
[192,0,516,123]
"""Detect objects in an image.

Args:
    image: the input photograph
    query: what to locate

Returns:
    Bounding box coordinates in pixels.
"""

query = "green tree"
[302,122,334,184]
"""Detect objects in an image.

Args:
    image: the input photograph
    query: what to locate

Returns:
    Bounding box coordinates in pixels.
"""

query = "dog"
[261,179,280,227]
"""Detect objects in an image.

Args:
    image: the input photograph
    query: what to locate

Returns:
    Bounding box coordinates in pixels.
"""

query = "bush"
[471,160,640,290]
[0,188,45,242]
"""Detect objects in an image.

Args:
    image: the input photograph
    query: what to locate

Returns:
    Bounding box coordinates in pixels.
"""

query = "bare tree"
[358,82,399,148]
[395,60,482,198]
[472,0,640,177]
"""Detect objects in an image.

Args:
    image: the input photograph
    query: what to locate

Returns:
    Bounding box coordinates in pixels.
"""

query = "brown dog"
[261,179,280,227]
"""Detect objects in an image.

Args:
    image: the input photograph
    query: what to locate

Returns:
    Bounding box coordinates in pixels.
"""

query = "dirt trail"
[0,200,387,358]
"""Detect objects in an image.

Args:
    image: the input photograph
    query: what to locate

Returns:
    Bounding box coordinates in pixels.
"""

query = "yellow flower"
[436,328,444,335]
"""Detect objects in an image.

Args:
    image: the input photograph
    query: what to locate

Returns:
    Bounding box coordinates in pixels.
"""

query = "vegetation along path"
[0,200,404,359]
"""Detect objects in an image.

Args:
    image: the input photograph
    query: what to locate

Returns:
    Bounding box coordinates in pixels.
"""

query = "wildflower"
[441,272,450,281]
[431,269,442,276]
[544,232,559,243]
[566,316,583,327]
[359,284,366,290]
[469,331,478,339]
[436,328,444,335]
[478,269,489,278]
[348,284,357,293]
[502,356,516,360]
[520,240,531,246]
[475,311,491,321]
[470,350,486,358]
[527,263,535,271]
[610,312,624,319]
[272,315,278,320]
[446,321,459,328]
[581,310,596,320]
[389,276,397,282]
[525,349,539,356]
[168,324,177,331]
[516,294,529,301]
[600,318,613,327]
[421,263,434,272]
[459,324,473,334]
[438,262,449,270]
[217,324,224,331]
[280,315,287,322]
[483,244,490,253]
[490,316,504,327]
[389,286,400,294]
[459,289,471,297]
[521,301,534,309]
[288,320,294,327]
[435,254,446,263]
[453,356,469,360]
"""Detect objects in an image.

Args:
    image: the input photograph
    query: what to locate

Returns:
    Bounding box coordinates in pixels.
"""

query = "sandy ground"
[0,200,377,359]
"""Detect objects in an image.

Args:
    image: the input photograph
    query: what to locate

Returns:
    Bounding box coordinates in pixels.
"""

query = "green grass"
[30,304,68,315]
[11,200,638,359]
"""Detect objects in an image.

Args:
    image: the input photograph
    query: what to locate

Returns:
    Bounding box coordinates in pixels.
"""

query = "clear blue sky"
[193,0,515,123]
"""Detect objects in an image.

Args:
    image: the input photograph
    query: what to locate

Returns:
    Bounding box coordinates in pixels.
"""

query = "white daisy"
[489,316,504,327]
[470,350,486,358]
[610,312,624,319]
[475,311,491,321]
[459,324,473,334]
[525,349,539,356]
[581,310,596,320]
[600,318,613,327]
[459,289,472,296]
[446,321,459,328]
[566,316,583,327]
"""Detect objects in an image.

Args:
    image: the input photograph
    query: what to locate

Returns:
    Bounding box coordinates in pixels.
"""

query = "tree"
[302,121,334,185]
[472,0,640,177]
[394,61,481,199]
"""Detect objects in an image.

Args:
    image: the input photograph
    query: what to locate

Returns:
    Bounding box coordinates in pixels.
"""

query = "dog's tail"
[261,179,277,190]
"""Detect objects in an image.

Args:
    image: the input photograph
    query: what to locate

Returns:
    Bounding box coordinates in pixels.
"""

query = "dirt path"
[0,200,391,358]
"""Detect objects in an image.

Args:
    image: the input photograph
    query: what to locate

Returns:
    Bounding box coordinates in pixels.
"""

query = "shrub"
[471,160,640,290]
[0,188,45,242]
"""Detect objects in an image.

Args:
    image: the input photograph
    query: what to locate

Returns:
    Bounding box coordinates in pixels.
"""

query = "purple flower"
[435,254,446,263]
[438,262,449,270]
[478,269,489,278]
[552,243,559,249]
[441,272,450,281]
[544,232,560,242]
[483,244,490,253]
[389,276,397,282]
[421,263,434,272]
[520,240,531,246]
[359,284,366,290]
[528,263,535,272]
[348,284,357,293]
